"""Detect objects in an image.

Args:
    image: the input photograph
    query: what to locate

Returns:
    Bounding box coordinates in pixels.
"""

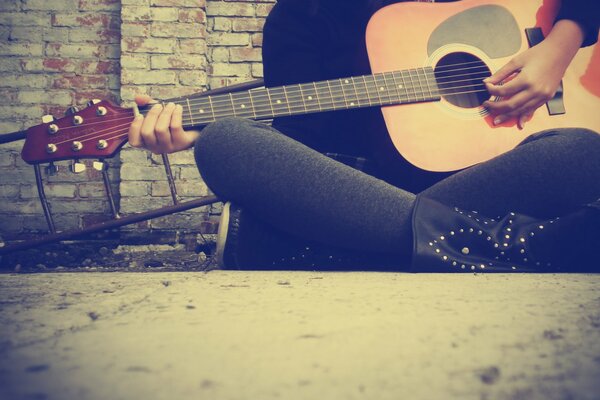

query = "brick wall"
[0,0,121,240]
[0,0,275,243]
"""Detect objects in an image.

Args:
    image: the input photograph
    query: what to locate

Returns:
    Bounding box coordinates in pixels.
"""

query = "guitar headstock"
[21,100,134,165]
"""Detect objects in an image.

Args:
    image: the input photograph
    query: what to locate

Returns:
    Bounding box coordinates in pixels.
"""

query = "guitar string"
[49,80,493,147]
[68,85,495,148]
[46,62,491,128]
[51,69,491,134]
[60,64,492,125]
[49,78,492,147]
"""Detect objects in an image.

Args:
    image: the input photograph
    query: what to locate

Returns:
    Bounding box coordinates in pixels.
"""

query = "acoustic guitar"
[18,0,600,172]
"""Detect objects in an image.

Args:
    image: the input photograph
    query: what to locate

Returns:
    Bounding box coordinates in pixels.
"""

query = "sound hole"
[434,52,491,108]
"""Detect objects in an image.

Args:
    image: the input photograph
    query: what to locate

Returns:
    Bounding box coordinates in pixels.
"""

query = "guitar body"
[366,0,600,172]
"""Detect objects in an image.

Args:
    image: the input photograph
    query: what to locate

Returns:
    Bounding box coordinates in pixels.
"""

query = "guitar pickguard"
[427,5,521,59]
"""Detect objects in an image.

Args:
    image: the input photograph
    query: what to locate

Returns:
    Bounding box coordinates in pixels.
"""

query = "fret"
[194,97,215,125]
[207,93,234,120]
[417,68,430,100]
[299,82,320,113]
[339,78,359,109]
[338,79,350,108]
[373,73,390,105]
[250,88,272,119]
[325,80,339,110]
[282,86,292,113]
[415,68,428,101]
[297,85,308,111]
[424,67,440,100]
[230,91,254,119]
[265,87,276,117]
[269,86,291,115]
[316,81,334,111]
[247,89,258,119]
[208,95,216,121]
[349,77,363,107]
[411,68,425,101]
[228,93,237,117]
[312,82,323,111]
[401,69,416,103]
[185,98,195,125]
[383,72,400,105]
[390,71,407,104]
[366,75,384,106]
[361,75,374,106]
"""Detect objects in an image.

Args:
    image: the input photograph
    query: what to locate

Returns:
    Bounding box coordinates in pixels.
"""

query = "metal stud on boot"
[411,196,600,273]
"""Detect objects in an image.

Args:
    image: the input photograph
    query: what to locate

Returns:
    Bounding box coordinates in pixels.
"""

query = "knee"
[564,128,600,143]
[195,117,253,157]
[194,117,261,198]
[196,117,253,161]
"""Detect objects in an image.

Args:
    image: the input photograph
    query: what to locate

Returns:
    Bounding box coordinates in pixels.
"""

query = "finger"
[484,58,521,85]
[170,104,187,150]
[518,110,534,130]
[155,102,176,151]
[485,90,531,116]
[496,97,544,121]
[128,114,145,148]
[484,73,528,98]
[139,103,163,150]
[134,94,154,106]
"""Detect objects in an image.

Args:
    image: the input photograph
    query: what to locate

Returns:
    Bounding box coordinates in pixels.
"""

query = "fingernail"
[134,114,143,120]
[494,116,506,125]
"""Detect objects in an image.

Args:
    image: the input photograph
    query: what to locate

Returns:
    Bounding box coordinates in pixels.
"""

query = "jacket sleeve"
[555,0,600,47]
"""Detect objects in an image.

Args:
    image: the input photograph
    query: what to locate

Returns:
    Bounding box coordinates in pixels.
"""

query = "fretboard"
[146,68,440,129]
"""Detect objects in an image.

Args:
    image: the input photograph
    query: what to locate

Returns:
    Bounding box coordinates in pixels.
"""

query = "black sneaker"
[214,202,403,271]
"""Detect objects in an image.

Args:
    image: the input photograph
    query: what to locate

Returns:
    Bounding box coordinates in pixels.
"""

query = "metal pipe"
[101,165,120,219]
[0,130,27,144]
[0,195,220,255]
[161,154,179,205]
[34,164,56,234]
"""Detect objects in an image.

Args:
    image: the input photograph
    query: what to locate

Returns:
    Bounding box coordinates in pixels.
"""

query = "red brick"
[179,9,205,23]
[78,0,120,11]
[42,58,75,72]
[52,75,108,89]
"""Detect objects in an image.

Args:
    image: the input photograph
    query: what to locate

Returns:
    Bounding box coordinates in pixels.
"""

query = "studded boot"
[216,202,403,271]
[411,195,600,272]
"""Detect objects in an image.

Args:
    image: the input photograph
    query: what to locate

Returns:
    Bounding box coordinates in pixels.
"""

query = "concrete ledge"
[1,272,599,400]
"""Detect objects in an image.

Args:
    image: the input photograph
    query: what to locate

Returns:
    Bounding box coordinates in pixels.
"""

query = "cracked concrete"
[1,272,599,400]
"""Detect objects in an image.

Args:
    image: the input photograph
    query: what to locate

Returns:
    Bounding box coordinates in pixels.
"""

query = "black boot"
[216,202,404,271]
[411,196,600,272]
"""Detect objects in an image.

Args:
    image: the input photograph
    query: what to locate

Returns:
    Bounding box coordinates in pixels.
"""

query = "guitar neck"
[141,67,440,129]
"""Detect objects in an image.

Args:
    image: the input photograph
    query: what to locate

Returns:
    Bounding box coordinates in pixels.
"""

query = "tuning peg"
[41,115,55,124]
[45,162,59,175]
[87,99,102,107]
[70,161,86,174]
[65,106,79,116]
[92,161,106,171]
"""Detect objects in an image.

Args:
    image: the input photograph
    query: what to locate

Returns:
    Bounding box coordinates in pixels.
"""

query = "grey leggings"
[195,117,600,256]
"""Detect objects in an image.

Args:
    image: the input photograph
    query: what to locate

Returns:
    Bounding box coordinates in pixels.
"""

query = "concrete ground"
[0,272,599,400]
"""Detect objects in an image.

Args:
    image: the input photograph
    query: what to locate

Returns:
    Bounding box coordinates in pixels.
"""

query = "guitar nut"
[96,106,107,116]
[73,115,83,125]
[71,141,83,151]
[46,144,57,154]
[96,139,108,149]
